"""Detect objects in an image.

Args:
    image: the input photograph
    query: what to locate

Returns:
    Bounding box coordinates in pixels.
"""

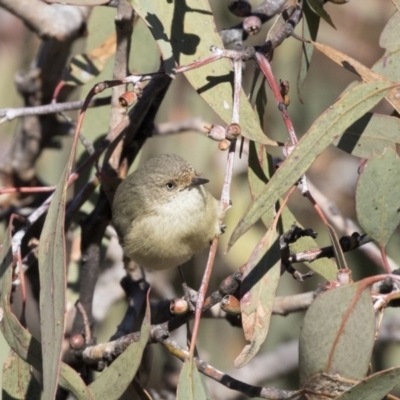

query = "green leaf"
[335,367,400,400]
[0,227,93,400]
[356,147,400,247]
[335,113,400,158]
[379,11,400,53]
[88,295,151,398]
[280,208,338,281]
[38,169,70,400]
[248,142,338,281]
[234,228,281,368]
[311,41,400,113]
[2,351,41,400]
[373,48,400,82]
[306,0,336,29]
[131,0,277,145]
[299,283,375,384]
[127,0,176,76]
[298,1,320,102]
[229,81,396,247]
[63,34,116,86]
[177,359,208,400]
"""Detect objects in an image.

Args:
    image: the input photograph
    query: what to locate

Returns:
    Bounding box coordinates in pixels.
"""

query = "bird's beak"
[186,176,209,190]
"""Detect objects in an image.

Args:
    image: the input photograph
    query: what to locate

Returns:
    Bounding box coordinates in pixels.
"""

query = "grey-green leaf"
[234,228,281,368]
[131,0,277,145]
[356,147,400,247]
[335,113,400,158]
[335,367,400,400]
[0,227,93,400]
[229,81,396,247]
[299,283,375,384]
[38,164,69,400]
[88,296,151,398]
[2,351,41,400]
[177,359,208,400]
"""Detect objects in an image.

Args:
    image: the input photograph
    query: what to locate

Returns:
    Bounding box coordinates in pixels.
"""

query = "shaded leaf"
[326,225,347,270]
[248,142,339,282]
[229,81,395,247]
[234,228,281,368]
[311,41,400,113]
[0,227,93,399]
[280,207,338,281]
[356,147,400,247]
[335,367,400,400]
[88,294,151,398]
[63,34,116,86]
[177,359,208,400]
[306,0,336,29]
[299,283,375,384]
[131,0,277,145]
[298,1,320,102]
[335,113,400,158]
[2,351,41,400]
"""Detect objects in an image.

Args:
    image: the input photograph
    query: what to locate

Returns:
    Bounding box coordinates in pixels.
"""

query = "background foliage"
[0,0,400,399]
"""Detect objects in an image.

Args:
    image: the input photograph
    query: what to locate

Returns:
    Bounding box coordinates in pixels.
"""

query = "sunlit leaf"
[234,228,281,368]
[229,81,396,247]
[63,34,117,86]
[88,294,151,398]
[335,367,400,400]
[177,359,208,400]
[372,48,400,83]
[299,283,375,384]
[380,11,400,53]
[311,41,400,113]
[128,0,175,76]
[335,113,400,158]
[356,148,400,247]
[130,0,277,145]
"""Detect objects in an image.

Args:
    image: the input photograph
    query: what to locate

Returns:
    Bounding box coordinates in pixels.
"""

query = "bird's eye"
[166,182,175,190]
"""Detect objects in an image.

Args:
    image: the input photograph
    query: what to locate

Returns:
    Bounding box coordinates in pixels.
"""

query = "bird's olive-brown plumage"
[112,154,221,270]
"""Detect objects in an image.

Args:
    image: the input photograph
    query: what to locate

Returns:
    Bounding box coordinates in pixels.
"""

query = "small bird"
[112,154,221,270]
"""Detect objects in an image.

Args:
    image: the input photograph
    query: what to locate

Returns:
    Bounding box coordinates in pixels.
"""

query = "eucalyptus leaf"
[356,147,400,247]
[335,367,400,400]
[299,283,375,384]
[335,113,400,158]
[229,81,395,247]
[235,228,281,368]
[177,359,208,400]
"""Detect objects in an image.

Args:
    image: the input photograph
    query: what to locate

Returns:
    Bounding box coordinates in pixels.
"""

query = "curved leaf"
[235,228,281,368]
[177,359,208,400]
[299,283,375,384]
[356,147,400,247]
[229,81,396,247]
[335,113,400,158]
[88,295,151,398]
[0,228,93,399]
[130,0,277,145]
[248,142,338,281]
[335,367,400,400]
[311,41,400,113]
[2,351,41,400]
